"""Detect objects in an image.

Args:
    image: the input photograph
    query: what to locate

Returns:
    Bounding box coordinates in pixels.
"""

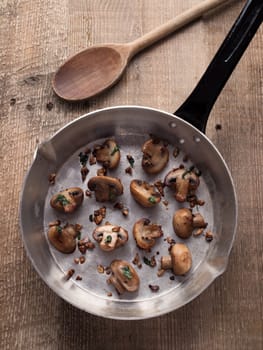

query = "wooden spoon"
[52,0,229,102]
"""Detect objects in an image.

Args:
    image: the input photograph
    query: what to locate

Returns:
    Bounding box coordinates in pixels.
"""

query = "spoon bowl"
[53,45,130,101]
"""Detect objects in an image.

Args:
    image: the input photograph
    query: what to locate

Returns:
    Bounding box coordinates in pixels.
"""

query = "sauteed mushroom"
[161,243,192,275]
[173,208,207,238]
[133,218,163,251]
[93,224,128,251]
[130,179,161,207]
[142,137,169,174]
[50,187,84,213]
[108,260,140,294]
[87,176,123,202]
[47,224,79,253]
[93,139,120,169]
[164,167,200,202]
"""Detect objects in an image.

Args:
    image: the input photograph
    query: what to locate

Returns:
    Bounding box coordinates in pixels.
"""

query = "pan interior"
[21,106,237,318]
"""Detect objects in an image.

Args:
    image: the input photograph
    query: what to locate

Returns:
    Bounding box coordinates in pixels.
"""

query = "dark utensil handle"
[174,0,263,133]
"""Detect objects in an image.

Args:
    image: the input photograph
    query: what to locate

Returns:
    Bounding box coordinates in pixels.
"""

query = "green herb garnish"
[182,169,190,179]
[110,145,120,156]
[104,235,112,243]
[148,196,156,204]
[56,226,62,234]
[143,257,151,266]
[55,194,70,206]
[122,266,133,280]
[77,231,81,240]
[194,168,202,177]
[78,152,89,166]
[127,155,135,168]
[182,165,198,179]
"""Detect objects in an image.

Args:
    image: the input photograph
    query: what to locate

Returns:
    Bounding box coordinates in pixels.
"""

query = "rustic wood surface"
[0,0,262,349]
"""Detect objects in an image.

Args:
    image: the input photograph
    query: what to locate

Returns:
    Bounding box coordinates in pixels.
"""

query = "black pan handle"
[174,0,263,133]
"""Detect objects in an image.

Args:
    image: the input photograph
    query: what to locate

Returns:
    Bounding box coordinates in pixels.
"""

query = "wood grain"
[0,1,262,349]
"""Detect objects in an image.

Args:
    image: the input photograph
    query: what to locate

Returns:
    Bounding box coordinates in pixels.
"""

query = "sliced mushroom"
[141,137,169,174]
[164,167,200,202]
[130,179,161,207]
[47,224,79,253]
[93,139,120,169]
[173,208,207,238]
[50,187,84,213]
[107,260,140,294]
[161,243,192,275]
[133,218,163,251]
[87,176,123,202]
[93,224,128,251]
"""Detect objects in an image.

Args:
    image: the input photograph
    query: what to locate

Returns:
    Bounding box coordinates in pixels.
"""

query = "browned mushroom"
[173,208,207,238]
[87,176,123,202]
[50,187,84,213]
[107,260,140,294]
[93,139,120,169]
[141,137,169,174]
[47,223,79,253]
[164,167,200,202]
[93,224,128,251]
[130,179,161,207]
[161,243,192,275]
[133,218,163,251]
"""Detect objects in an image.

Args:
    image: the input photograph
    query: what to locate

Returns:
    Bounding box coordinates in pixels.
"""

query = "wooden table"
[1,1,262,349]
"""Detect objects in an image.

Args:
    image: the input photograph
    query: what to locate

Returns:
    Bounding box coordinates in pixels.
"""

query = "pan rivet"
[169,122,177,128]
[194,136,201,143]
[179,139,185,144]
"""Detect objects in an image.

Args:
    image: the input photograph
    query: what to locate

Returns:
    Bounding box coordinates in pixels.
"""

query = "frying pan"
[20,0,263,320]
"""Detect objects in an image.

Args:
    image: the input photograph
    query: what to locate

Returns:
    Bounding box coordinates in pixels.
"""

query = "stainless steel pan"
[20,0,262,320]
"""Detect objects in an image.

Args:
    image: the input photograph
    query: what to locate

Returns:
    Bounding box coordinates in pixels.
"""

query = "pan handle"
[174,0,263,133]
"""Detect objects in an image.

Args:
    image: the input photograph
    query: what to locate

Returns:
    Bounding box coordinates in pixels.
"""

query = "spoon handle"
[128,0,230,57]
[175,0,263,132]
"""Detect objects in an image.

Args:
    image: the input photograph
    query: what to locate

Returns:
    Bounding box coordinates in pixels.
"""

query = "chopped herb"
[182,169,190,179]
[70,190,80,196]
[143,257,151,266]
[77,231,81,240]
[181,165,195,178]
[143,256,156,267]
[105,235,112,243]
[110,145,120,156]
[56,226,62,234]
[122,266,133,280]
[194,168,202,177]
[148,196,156,204]
[55,194,70,206]
[127,155,135,168]
[78,152,89,166]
